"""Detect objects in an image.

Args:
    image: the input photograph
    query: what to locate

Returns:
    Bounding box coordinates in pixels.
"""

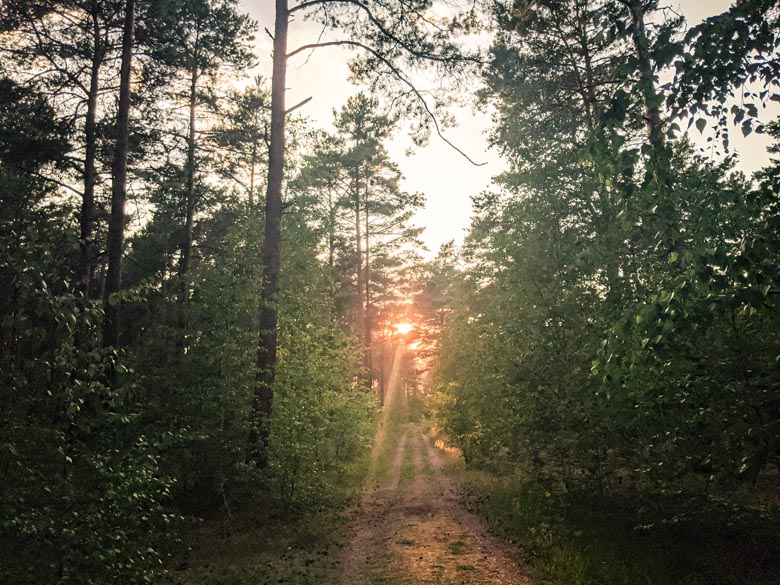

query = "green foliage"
[123,197,377,514]
[0,2,384,583]
[291,93,424,390]
[271,323,376,507]
[468,473,780,585]
[144,0,256,80]
[268,209,377,508]
[671,0,779,145]
[5,0,777,582]
[595,150,780,493]
[434,0,780,550]
[131,206,261,507]
[0,79,176,583]
[0,214,176,584]
[0,77,69,170]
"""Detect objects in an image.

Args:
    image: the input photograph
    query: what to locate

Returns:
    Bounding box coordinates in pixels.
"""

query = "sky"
[242,0,775,258]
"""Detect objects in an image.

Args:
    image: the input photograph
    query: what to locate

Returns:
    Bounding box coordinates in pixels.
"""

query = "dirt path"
[340,345,531,585]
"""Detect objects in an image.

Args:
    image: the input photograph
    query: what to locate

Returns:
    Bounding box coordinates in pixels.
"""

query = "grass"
[370,404,407,485]
[462,470,780,585]
[456,564,477,571]
[372,377,425,486]
[399,436,416,486]
[448,540,467,556]
[406,394,426,423]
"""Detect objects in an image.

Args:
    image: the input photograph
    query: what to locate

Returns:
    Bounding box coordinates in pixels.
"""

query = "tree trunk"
[627,0,663,150]
[102,0,135,351]
[354,173,363,341]
[350,161,364,339]
[254,0,288,464]
[626,0,681,257]
[180,68,198,282]
[80,12,103,300]
[249,127,257,208]
[364,175,372,390]
[576,3,598,129]
[327,179,336,304]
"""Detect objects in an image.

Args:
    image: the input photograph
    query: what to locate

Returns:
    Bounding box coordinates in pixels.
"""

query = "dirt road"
[339,344,531,585]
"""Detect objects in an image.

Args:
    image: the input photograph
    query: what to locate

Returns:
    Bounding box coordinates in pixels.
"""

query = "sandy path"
[340,345,531,585]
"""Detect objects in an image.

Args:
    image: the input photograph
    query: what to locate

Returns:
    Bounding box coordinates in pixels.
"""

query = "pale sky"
[242,0,775,257]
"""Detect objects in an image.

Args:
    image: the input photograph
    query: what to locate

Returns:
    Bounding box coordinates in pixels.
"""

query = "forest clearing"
[1,1,780,584]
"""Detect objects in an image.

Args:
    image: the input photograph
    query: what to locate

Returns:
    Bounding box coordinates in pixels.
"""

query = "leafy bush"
[270,320,376,508]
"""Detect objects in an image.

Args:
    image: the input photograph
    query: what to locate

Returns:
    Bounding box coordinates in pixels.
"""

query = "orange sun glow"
[394,322,413,335]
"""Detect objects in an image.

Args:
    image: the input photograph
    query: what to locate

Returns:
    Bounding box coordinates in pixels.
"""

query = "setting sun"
[395,323,413,335]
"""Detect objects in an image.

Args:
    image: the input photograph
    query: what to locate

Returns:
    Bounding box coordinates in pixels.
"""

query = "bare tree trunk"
[364,176,372,390]
[180,68,198,282]
[327,180,336,304]
[102,0,135,351]
[80,12,103,300]
[627,0,663,149]
[354,174,363,341]
[254,0,288,464]
[249,130,257,208]
[575,1,598,129]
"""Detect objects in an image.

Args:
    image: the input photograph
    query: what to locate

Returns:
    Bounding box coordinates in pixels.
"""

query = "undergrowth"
[163,369,426,584]
[161,440,376,584]
[464,471,780,585]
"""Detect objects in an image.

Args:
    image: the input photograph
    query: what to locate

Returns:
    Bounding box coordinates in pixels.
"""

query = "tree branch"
[291,0,482,65]
[288,39,486,165]
[29,170,83,197]
[285,96,312,115]
[288,0,339,14]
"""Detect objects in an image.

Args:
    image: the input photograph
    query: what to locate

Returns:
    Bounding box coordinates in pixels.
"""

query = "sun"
[394,322,413,335]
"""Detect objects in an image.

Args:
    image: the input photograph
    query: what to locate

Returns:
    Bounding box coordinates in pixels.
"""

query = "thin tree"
[102,0,135,351]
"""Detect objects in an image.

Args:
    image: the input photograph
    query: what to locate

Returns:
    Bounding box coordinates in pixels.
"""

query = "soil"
[339,344,532,585]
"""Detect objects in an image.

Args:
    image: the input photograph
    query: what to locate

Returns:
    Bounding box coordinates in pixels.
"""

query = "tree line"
[433,0,780,527]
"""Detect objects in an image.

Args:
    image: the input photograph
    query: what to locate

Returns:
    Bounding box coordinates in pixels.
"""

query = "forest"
[0,1,778,584]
